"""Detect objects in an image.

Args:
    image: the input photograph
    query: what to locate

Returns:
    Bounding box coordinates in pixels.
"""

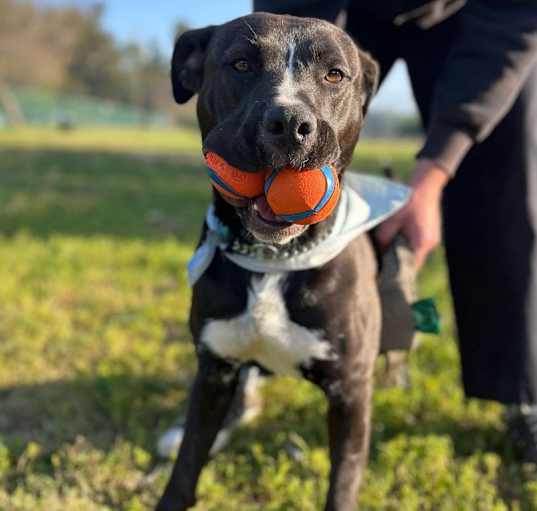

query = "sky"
[35,0,417,114]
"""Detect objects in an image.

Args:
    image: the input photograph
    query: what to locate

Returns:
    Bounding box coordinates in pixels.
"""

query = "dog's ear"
[358,50,379,116]
[171,25,217,104]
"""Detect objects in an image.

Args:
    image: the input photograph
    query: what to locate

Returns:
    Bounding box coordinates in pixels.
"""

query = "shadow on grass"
[0,145,414,243]
[0,373,192,458]
[0,148,210,242]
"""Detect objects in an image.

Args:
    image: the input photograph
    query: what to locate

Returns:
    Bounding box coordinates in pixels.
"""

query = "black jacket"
[416,0,537,174]
[254,0,537,174]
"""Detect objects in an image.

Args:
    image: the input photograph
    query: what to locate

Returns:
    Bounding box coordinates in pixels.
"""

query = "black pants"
[254,1,537,404]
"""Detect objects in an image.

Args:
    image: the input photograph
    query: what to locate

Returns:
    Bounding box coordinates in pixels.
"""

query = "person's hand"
[375,158,449,270]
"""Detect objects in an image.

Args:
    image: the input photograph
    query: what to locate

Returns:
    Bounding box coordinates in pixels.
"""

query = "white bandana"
[188,172,411,286]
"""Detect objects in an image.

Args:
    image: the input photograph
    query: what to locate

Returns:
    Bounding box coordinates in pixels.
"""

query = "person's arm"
[418,0,537,176]
[377,1,537,268]
[376,159,448,269]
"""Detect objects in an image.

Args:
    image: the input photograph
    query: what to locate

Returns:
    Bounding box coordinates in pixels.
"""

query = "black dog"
[158,13,381,511]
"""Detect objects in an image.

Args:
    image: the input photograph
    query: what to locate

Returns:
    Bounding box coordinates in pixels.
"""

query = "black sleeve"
[418,0,537,175]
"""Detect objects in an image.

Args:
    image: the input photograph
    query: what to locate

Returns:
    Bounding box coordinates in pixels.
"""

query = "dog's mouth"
[220,153,340,245]
[233,194,307,245]
[206,136,339,244]
[251,196,287,226]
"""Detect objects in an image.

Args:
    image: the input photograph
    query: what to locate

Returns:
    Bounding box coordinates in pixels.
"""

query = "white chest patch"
[201,273,336,375]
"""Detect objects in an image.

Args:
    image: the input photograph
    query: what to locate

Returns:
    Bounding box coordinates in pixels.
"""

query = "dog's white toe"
[157,425,185,459]
[157,424,232,459]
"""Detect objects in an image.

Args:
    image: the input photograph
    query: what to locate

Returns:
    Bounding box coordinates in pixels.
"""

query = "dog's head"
[172,13,378,244]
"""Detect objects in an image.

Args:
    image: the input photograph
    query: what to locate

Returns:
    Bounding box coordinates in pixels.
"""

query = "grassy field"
[0,127,535,511]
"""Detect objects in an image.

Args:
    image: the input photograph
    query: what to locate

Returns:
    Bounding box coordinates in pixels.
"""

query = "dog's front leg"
[156,351,239,511]
[324,377,374,511]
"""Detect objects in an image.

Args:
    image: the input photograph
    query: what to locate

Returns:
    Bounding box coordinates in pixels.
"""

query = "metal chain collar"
[227,225,334,261]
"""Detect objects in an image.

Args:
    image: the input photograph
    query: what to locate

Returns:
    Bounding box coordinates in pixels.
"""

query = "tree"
[0,0,177,120]
[65,4,127,101]
[0,0,81,89]
[174,20,191,41]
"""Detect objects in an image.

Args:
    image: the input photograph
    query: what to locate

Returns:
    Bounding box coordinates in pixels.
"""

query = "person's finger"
[413,233,440,269]
[413,245,428,270]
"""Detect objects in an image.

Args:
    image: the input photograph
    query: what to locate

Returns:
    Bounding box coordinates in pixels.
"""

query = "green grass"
[0,126,535,510]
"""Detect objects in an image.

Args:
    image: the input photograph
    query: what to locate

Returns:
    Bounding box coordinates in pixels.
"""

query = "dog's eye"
[325,69,344,84]
[232,59,250,73]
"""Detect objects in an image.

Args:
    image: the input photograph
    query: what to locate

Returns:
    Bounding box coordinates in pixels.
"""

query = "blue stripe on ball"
[314,166,336,212]
[278,165,336,222]
[207,168,243,198]
[264,168,279,196]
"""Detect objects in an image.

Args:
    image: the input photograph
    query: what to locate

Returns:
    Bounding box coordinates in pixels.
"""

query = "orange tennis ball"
[264,165,340,225]
[205,152,265,200]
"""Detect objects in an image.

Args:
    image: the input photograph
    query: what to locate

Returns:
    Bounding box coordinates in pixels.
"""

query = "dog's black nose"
[262,106,317,147]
